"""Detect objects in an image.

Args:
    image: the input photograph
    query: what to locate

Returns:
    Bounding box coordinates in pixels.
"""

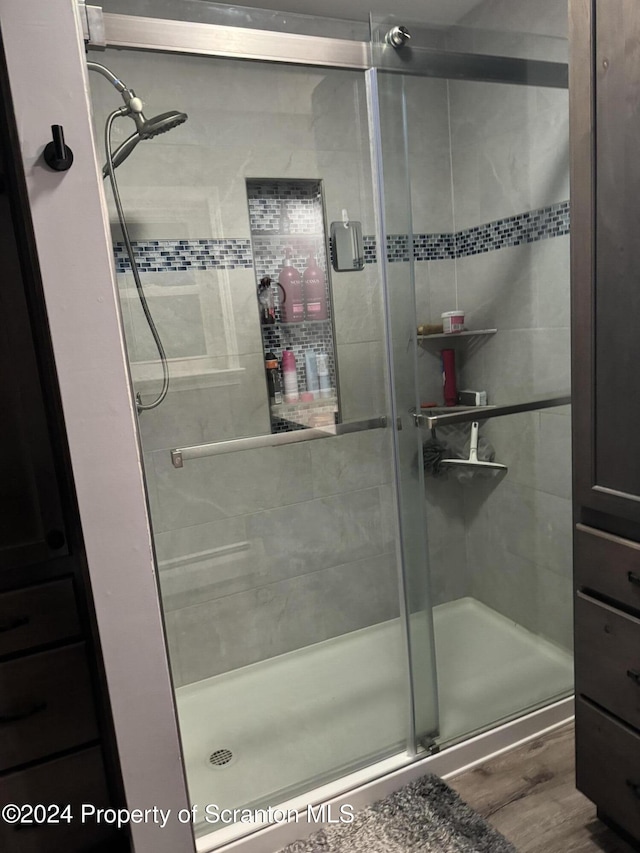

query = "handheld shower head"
[138,111,188,139]
[101,111,189,177]
[91,60,188,413]
[103,132,140,176]
[88,61,188,175]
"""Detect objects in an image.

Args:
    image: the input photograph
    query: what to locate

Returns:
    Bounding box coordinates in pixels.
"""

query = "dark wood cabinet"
[573,0,640,526]
[572,0,640,846]
[0,579,80,657]
[576,697,640,843]
[0,747,117,853]
[0,188,68,571]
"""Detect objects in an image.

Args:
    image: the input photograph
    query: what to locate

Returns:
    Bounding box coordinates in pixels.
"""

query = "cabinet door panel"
[0,579,80,657]
[0,643,98,771]
[576,697,640,841]
[575,524,640,612]
[575,592,640,728]
[0,179,67,570]
[594,0,640,504]
[0,747,122,853]
[573,0,640,525]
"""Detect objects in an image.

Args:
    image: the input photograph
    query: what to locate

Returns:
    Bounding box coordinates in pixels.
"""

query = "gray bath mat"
[280,774,516,853]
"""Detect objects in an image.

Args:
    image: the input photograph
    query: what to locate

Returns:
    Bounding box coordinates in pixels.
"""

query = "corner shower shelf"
[417,328,497,342]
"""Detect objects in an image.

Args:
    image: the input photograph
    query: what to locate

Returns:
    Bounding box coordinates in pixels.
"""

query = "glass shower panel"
[88,46,425,837]
[371,19,573,749]
[367,69,440,751]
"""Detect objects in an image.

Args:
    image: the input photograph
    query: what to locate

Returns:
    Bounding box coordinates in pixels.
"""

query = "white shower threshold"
[176,596,573,853]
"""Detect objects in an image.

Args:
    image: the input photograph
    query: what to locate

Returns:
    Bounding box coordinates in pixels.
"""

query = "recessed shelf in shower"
[246,178,340,434]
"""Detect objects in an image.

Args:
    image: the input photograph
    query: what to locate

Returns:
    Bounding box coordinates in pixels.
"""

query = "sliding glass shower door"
[370,17,574,748]
[88,34,438,838]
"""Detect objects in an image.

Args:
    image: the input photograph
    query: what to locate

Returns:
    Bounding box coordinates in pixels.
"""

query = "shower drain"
[208,748,234,768]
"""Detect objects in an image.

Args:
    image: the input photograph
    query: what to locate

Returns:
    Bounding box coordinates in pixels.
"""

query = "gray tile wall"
[458,236,572,651]
[411,0,572,648]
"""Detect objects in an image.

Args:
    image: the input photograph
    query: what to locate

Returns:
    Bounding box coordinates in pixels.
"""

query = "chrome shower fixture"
[385,25,411,48]
[87,60,143,123]
[106,110,188,174]
[87,61,188,173]
[89,59,188,412]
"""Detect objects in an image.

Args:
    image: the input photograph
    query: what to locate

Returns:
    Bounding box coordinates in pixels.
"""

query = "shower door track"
[96,11,567,88]
[98,12,369,69]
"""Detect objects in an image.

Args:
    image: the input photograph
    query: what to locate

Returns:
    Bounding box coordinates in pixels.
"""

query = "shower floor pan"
[176,596,572,829]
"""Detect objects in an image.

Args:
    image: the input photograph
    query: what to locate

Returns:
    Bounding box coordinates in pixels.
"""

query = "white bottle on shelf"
[305,350,320,398]
[317,352,331,398]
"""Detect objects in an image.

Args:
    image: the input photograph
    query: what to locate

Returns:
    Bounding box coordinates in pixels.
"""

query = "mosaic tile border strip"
[113,200,570,272]
[454,200,570,259]
[413,232,456,262]
[363,235,377,264]
[403,200,570,263]
[113,238,253,274]
[385,199,569,263]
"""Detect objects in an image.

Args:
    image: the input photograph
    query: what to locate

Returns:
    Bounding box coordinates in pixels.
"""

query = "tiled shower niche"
[247,179,340,433]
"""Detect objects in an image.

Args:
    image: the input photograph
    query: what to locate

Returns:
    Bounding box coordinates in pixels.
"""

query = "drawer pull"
[628,670,640,686]
[627,779,640,799]
[0,701,47,724]
[0,615,29,634]
[628,571,640,587]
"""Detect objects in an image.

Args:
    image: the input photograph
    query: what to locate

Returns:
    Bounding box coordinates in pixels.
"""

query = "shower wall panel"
[405,0,571,642]
[89,50,400,686]
[450,2,572,650]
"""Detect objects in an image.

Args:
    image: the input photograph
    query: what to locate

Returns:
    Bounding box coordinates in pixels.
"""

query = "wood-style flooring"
[450,723,637,853]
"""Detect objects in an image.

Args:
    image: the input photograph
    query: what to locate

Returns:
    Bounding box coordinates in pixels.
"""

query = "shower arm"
[87,60,146,131]
[87,60,127,93]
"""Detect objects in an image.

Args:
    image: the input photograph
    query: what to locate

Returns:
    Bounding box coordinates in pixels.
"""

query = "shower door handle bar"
[415,394,571,429]
[170,416,388,468]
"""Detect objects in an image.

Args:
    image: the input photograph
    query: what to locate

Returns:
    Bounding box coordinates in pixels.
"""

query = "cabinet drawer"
[575,524,640,611]
[0,580,80,658]
[575,592,640,728]
[0,746,121,853]
[0,643,98,771]
[576,697,640,842]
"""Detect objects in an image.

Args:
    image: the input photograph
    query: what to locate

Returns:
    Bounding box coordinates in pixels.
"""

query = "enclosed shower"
[86,0,572,847]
